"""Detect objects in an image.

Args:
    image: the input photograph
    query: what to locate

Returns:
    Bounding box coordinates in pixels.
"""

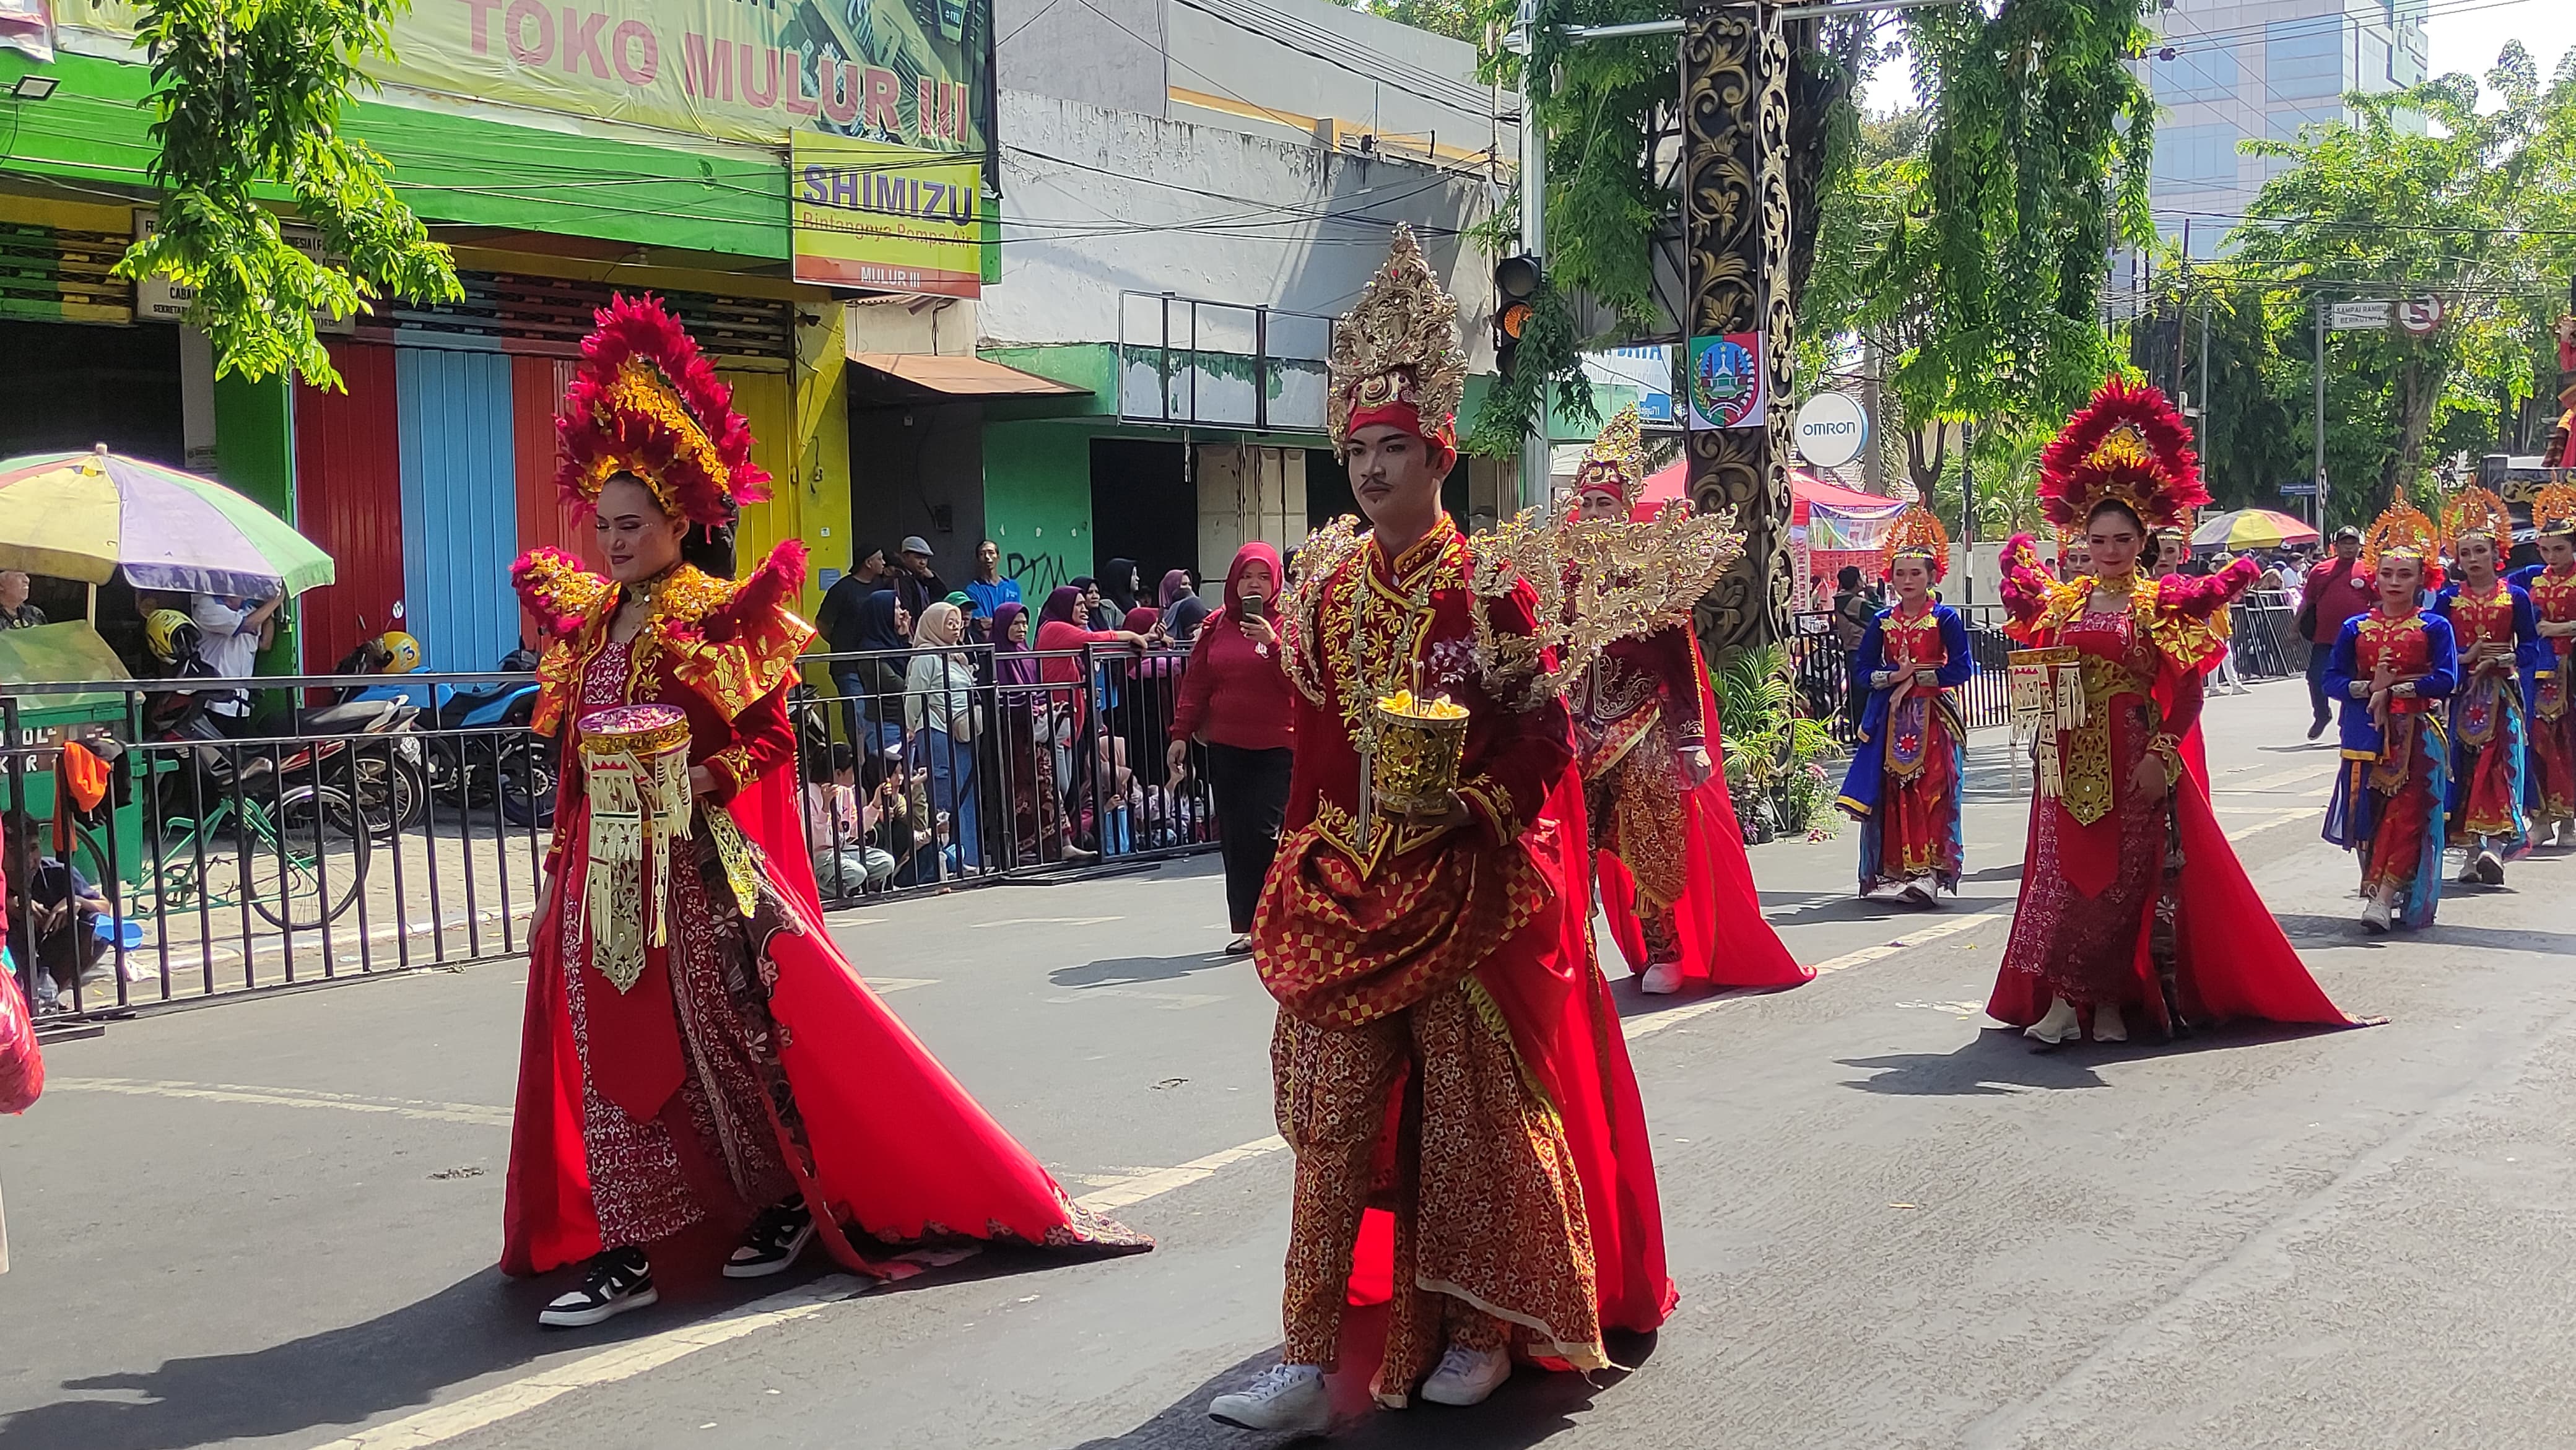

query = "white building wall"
[983,89,1500,368]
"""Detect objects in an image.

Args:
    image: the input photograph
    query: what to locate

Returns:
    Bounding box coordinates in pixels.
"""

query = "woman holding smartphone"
[1166,542,1294,954]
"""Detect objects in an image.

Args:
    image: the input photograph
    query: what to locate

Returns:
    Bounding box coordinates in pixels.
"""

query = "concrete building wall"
[983,90,1499,367]
[993,0,1168,116]
[1160,0,1505,160]
[2143,0,2428,252]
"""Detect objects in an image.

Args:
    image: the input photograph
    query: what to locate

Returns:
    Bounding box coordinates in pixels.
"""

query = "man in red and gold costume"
[1208,228,1670,1435]
[2509,483,2576,846]
[1562,407,1808,994]
[1994,376,2370,1045]
[505,297,1145,1329]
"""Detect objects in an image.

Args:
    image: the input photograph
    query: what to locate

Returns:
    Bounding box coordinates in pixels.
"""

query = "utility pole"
[1515,0,1549,513]
[2313,296,2328,529]
[1960,419,1977,605]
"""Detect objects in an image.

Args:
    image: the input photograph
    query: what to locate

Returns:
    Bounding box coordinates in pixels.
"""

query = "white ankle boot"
[1209,1364,1330,1433]
[2091,1002,2126,1043]
[2025,996,2082,1044]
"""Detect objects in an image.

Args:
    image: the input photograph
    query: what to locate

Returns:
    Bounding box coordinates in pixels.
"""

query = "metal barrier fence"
[1786,606,2019,747]
[2,645,1216,1025]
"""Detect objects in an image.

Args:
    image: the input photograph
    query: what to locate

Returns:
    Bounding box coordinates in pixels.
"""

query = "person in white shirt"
[188,590,282,732]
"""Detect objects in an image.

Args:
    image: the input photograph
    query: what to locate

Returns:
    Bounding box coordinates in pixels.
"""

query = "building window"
[2152,123,2241,189]
[2265,19,2345,100]
[2154,42,2242,105]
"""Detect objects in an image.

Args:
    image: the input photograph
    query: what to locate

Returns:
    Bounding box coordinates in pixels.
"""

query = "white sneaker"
[539,1248,657,1328]
[2474,849,2504,886]
[2457,856,2484,885]
[2361,895,2393,933]
[1638,962,1685,995]
[2091,1002,2126,1043]
[1420,1342,1512,1407]
[1209,1363,1330,1433]
[2025,996,2081,1044]
[1900,881,1937,908]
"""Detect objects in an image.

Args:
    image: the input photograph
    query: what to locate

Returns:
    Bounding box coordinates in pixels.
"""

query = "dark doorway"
[1089,437,1194,599]
[0,319,185,466]
[1302,446,1467,530]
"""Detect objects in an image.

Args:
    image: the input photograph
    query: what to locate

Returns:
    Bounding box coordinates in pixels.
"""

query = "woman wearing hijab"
[1069,576,1112,632]
[849,589,913,757]
[1036,586,1151,859]
[905,601,984,878]
[1158,569,1210,644]
[988,602,1066,866]
[1103,558,1143,619]
[1165,543,1292,953]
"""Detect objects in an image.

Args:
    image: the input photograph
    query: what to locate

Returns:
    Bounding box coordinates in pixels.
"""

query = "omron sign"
[1794,392,1869,469]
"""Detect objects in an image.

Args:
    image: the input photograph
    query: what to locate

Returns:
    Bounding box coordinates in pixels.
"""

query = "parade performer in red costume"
[2323,504,2460,932]
[2508,482,2576,846]
[504,296,1146,1329]
[1992,375,2367,1045]
[1836,506,1975,904]
[2147,523,2213,788]
[2430,487,2539,885]
[1206,228,1669,1435]
[1561,407,1807,993]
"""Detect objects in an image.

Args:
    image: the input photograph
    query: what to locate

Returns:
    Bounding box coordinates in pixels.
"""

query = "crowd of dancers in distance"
[472,225,2567,1435]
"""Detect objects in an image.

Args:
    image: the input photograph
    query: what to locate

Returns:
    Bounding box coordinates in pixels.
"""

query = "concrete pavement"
[4,676,2573,1449]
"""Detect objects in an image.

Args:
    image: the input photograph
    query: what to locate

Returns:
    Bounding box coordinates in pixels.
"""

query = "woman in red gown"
[505,297,1145,1327]
[1992,376,2369,1046]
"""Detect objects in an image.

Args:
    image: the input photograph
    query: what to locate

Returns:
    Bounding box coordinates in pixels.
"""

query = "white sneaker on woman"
[1420,1342,1512,1406]
[2361,895,2394,933]
[1208,1363,1330,1433]
[1639,962,1685,995]
[2024,996,2082,1045]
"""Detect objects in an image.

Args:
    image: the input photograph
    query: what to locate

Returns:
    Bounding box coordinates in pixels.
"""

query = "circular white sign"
[1794,392,1870,468]
[2397,298,2445,336]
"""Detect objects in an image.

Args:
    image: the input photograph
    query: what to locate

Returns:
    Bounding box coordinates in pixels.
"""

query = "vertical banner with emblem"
[789,135,986,297]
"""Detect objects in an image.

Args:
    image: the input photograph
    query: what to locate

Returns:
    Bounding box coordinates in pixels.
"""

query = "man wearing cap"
[892,535,947,620]
[2300,525,2371,739]
[1208,227,1668,1435]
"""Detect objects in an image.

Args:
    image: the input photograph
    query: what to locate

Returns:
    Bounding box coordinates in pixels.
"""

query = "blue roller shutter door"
[397,346,520,672]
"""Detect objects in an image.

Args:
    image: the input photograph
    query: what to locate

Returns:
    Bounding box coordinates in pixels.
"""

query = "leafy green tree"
[2228,43,2576,524]
[116,0,463,390]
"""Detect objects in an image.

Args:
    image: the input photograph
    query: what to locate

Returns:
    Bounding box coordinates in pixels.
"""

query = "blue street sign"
[2278,480,2318,497]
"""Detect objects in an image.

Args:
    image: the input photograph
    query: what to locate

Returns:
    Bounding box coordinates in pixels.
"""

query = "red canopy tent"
[1637,462,1905,607]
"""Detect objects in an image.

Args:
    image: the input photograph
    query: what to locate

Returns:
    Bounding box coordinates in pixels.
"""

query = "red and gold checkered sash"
[1254,822,1546,1028]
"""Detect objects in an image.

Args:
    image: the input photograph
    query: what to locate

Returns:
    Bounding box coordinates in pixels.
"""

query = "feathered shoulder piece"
[2039,375,2208,534]
[513,548,616,640]
[2144,555,2258,674]
[1998,533,2084,643]
[555,293,771,528]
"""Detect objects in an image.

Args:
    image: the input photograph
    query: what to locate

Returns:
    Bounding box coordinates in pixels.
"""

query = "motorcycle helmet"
[144,609,202,667]
[378,630,422,674]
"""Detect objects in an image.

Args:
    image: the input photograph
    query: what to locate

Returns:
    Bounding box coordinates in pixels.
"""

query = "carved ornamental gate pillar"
[1682,1,1794,658]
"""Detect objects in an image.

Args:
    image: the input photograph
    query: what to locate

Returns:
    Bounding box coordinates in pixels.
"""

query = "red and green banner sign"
[790,134,986,297]
[58,0,990,155]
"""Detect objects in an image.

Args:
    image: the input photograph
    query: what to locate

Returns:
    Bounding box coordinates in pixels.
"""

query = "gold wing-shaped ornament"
[1279,514,1370,706]
[1470,496,1747,701]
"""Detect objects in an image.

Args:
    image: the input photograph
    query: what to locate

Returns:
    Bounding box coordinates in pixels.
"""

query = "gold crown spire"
[1327,224,1467,455]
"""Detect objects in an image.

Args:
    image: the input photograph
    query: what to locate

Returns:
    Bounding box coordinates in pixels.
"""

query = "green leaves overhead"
[116,0,463,389]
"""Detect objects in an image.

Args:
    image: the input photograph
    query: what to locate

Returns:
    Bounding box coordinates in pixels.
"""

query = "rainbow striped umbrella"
[0,446,333,597]
[2190,507,2319,554]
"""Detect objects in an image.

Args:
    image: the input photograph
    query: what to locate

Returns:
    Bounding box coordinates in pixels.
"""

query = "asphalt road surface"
[6,677,2573,1450]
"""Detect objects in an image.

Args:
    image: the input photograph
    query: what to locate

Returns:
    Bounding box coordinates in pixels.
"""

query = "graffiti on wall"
[1006,550,1071,598]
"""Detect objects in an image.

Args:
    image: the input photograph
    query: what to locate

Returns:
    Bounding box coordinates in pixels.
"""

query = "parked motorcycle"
[419,648,555,828]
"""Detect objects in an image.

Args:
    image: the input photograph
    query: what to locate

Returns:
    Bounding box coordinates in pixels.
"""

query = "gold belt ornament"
[2008,647,2141,827]
[577,705,695,994]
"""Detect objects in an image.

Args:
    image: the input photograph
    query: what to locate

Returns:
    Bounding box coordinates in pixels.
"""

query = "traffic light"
[1494,253,1540,380]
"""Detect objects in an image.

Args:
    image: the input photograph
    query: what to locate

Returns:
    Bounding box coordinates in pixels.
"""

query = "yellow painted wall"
[720,305,850,626]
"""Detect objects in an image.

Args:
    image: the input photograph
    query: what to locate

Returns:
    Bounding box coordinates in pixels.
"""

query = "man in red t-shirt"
[2302,525,2372,738]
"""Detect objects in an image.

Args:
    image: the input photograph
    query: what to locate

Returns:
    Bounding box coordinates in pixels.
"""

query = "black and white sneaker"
[724,1199,816,1279]
[539,1246,656,1328]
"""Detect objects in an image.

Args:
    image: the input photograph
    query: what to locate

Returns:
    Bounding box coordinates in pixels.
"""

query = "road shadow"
[1053,952,1248,989]
[1837,1035,2113,1096]
[2269,910,2576,958]
[1068,1316,1655,1449]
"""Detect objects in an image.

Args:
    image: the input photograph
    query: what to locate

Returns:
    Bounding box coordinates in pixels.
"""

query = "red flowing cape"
[1347,773,1677,1342]
[1985,767,2359,1033]
[503,768,1139,1278]
[1600,678,1812,991]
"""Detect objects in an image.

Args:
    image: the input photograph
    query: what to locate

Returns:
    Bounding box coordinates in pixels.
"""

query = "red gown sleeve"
[1651,624,1705,745]
[702,683,798,805]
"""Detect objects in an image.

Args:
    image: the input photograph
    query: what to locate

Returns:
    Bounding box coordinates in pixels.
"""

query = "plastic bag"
[0,954,43,1115]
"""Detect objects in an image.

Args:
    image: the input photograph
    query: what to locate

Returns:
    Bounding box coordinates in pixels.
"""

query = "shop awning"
[846,352,1089,399]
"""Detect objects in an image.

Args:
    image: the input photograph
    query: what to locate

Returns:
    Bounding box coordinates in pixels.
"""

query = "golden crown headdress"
[1878,505,1951,582]
[2534,480,2576,539]
[2360,501,2442,589]
[2440,485,2514,555]
[2038,375,2208,533]
[1328,225,1468,456]
[1570,405,1647,508]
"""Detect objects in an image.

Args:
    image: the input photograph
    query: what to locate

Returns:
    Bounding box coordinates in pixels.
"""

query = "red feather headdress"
[2037,375,2208,534]
[554,293,770,529]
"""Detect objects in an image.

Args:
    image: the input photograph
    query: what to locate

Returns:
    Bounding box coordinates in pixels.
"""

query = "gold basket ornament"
[1370,690,1471,817]
[577,704,694,994]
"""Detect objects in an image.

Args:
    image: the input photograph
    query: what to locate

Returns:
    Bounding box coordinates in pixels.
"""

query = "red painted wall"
[294,342,406,675]
[513,355,598,593]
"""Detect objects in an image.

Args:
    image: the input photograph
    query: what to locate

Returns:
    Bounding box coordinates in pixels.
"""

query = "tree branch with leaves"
[116,0,463,390]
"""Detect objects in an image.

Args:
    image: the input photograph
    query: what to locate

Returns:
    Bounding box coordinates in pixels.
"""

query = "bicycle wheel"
[238,786,372,931]
[342,748,427,843]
